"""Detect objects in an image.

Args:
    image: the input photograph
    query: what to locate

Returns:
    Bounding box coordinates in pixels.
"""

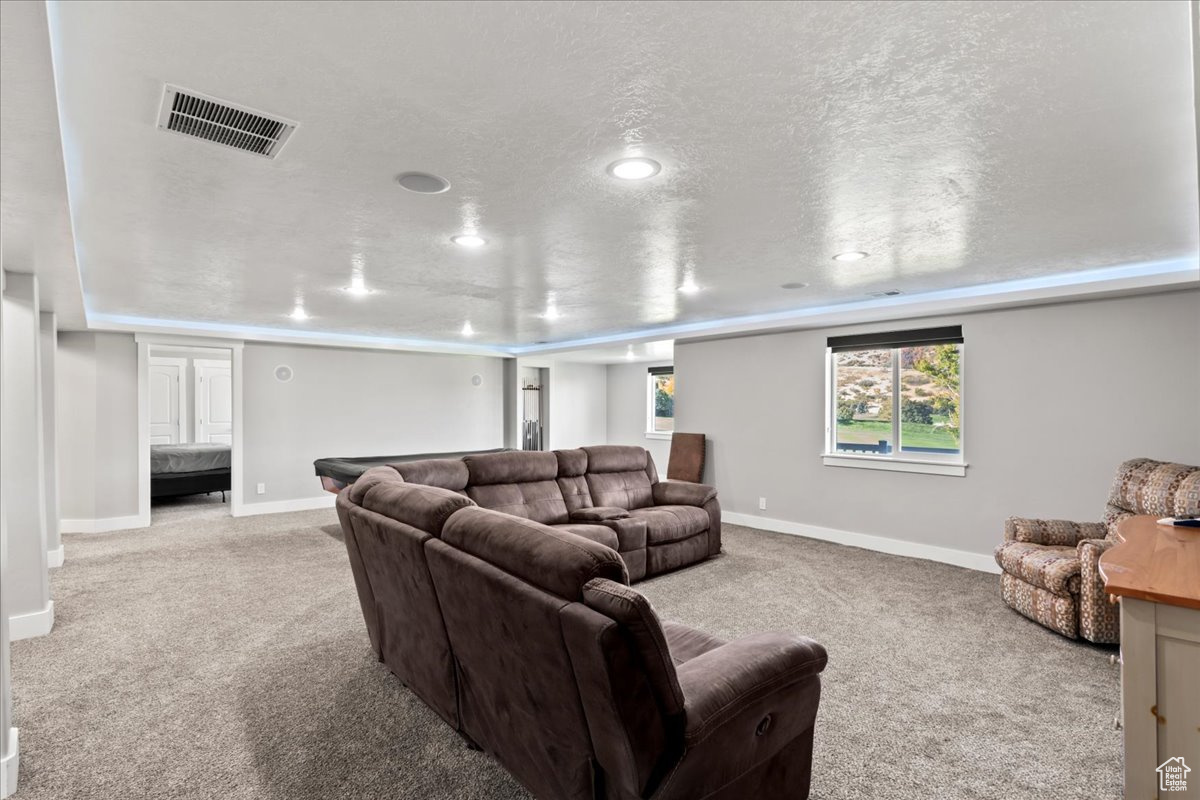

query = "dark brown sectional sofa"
[335,445,827,800]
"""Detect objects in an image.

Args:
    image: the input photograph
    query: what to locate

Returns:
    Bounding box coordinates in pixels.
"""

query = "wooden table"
[1100,515,1200,799]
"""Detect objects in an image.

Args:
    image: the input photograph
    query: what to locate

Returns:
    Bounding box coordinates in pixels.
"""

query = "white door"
[148,360,185,444]
[195,360,233,444]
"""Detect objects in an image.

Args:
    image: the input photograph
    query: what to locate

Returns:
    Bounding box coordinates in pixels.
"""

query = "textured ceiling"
[0,1,86,327]
[46,0,1199,344]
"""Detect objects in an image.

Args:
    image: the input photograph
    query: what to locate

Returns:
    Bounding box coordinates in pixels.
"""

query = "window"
[824,326,965,476]
[647,366,674,437]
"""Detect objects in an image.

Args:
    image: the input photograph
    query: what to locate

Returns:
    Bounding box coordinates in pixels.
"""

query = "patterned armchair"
[995,458,1200,644]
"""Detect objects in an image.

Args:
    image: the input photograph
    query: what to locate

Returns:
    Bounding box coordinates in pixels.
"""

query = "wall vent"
[156,85,297,159]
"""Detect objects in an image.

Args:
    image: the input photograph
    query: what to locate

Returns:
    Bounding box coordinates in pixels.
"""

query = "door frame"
[148,355,188,444]
[192,358,233,443]
[136,335,245,524]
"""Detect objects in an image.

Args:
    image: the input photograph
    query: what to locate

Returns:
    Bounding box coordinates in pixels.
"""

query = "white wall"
[676,289,1200,563]
[1,272,51,638]
[547,362,607,450]
[241,342,506,507]
[57,331,139,522]
[606,361,672,474]
[39,313,59,563]
[0,275,17,797]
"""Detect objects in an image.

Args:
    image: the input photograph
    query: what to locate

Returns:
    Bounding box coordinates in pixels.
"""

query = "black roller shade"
[828,325,963,353]
[648,366,674,376]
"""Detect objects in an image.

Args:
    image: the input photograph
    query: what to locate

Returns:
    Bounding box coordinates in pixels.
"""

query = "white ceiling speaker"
[274,365,294,383]
[471,374,483,387]
[396,172,451,194]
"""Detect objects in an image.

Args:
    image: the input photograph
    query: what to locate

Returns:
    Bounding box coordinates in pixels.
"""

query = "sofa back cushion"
[1105,459,1200,534]
[555,448,594,513]
[340,499,463,727]
[583,445,658,510]
[582,578,684,715]
[464,450,570,524]
[360,480,476,536]
[426,508,628,800]
[388,458,470,493]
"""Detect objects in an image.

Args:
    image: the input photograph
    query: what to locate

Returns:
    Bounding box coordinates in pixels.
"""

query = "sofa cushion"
[553,523,620,551]
[630,505,711,545]
[994,541,1081,595]
[1107,458,1200,519]
[466,480,569,525]
[347,465,400,504]
[442,507,627,600]
[586,470,654,510]
[554,448,588,477]
[465,450,559,485]
[389,458,469,492]
[582,578,684,715]
[360,481,476,536]
[663,620,726,665]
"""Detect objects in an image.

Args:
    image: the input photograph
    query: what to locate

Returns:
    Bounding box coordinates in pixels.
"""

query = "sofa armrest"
[653,633,826,799]
[1004,516,1107,546]
[569,506,630,523]
[653,480,718,508]
[1077,537,1115,562]
[676,633,827,743]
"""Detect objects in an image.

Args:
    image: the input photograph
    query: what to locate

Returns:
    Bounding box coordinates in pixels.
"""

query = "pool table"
[314,448,511,493]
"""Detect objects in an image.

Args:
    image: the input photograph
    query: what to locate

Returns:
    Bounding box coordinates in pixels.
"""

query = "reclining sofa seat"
[337,475,828,800]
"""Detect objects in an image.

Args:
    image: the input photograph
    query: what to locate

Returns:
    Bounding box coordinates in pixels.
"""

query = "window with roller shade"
[827,326,963,463]
[647,366,674,435]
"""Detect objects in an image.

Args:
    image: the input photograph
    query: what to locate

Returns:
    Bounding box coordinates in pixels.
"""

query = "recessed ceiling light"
[832,251,869,262]
[289,304,308,321]
[343,274,372,296]
[461,321,475,337]
[781,281,809,290]
[451,234,487,248]
[625,346,635,361]
[396,172,451,194]
[607,157,661,180]
[678,276,700,294]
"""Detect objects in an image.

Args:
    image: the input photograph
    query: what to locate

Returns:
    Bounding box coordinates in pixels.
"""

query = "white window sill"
[821,453,967,477]
[645,431,674,441]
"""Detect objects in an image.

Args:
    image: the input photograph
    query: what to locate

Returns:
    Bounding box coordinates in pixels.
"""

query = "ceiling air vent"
[868,290,904,297]
[156,85,297,159]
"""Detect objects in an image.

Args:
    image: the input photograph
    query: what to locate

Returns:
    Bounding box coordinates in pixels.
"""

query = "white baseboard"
[723,511,1000,573]
[9,601,55,641]
[47,545,64,569]
[232,494,336,517]
[0,727,18,799]
[60,514,148,534]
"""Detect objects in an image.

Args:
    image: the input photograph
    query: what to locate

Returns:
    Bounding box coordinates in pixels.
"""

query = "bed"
[151,443,231,501]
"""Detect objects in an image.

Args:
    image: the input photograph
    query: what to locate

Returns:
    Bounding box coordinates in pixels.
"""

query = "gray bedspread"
[151,444,231,474]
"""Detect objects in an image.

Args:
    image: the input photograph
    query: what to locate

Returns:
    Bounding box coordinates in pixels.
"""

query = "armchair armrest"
[653,480,718,508]
[569,506,630,523]
[676,633,827,743]
[653,633,827,799]
[1004,516,1107,546]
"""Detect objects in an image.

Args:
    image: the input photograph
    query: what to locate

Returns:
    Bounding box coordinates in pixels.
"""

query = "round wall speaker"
[471,374,483,387]
[274,365,294,383]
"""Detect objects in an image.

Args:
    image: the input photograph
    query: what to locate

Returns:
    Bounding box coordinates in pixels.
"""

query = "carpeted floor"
[10,510,1121,800]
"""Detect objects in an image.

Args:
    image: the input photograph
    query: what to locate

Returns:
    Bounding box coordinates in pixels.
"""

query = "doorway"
[137,336,243,525]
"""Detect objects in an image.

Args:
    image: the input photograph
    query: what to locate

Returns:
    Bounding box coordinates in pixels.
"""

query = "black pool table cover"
[314,448,511,486]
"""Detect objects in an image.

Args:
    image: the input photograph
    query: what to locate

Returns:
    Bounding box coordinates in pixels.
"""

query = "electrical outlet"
[256,483,266,495]
[758,497,767,510]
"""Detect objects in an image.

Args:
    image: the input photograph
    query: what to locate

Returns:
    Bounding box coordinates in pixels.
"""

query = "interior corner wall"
[56,331,139,522]
[606,361,672,474]
[547,362,607,450]
[240,342,506,506]
[675,288,1200,561]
